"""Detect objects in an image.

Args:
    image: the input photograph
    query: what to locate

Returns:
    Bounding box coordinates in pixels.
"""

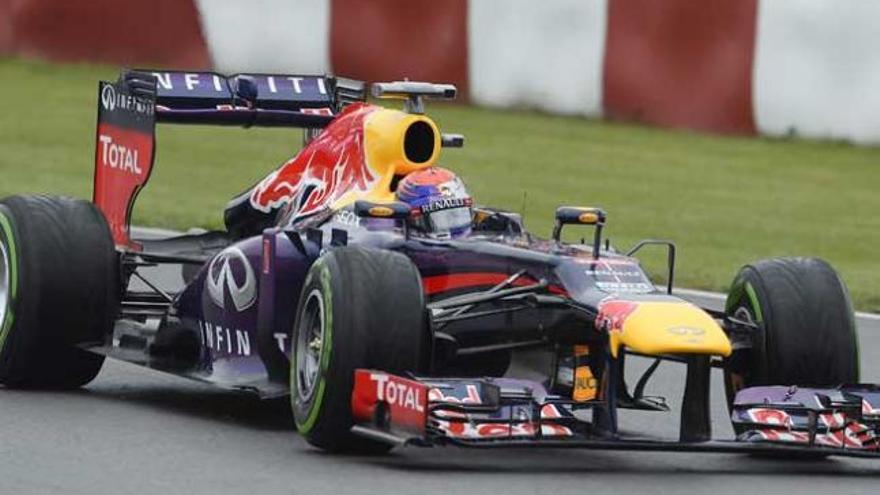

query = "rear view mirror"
[552,206,607,259]
[354,200,412,220]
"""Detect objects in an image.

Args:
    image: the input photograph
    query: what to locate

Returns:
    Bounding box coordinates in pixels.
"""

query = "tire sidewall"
[0,196,117,388]
[289,247,427,452]
[724,258,859,401]
[0,205,20,372]
[291,256,335,434]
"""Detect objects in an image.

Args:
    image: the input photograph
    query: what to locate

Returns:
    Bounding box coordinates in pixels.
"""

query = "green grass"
[1,57,878,311]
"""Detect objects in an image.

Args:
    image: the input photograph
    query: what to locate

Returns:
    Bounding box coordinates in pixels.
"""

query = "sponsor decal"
[585,260,654,294]
[578,212,599,224]
[428,385,482,404]
[370,373,425,413]
[351,370,428,434]
[572,345,598,401]
[331,210,361,227]
[249,106,378,222]
[574,366,599,402]
[420,197,472,214]
[665,326,706,344]
[198,320,252,356]
[151,72,327,96]
[100,83,155,116]
[207,247,257,312]
[595,281,654,293]
[93,122,154,246]
[97,134,142,175]
[215,104,250,111]
[272,332,289,353]
[438,178,467,198]
[300,107,334,116]
[595,300,639,333]
[368,206,394,217]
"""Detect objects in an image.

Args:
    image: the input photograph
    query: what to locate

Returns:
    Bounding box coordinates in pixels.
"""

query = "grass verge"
[1,57,877,310]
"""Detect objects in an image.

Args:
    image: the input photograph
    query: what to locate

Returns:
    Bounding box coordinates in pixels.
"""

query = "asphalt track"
[1,232,879,494]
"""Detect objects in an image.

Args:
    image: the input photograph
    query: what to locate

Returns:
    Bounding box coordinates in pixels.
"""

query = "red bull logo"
[595,300,639,333]
[249,103,379,220]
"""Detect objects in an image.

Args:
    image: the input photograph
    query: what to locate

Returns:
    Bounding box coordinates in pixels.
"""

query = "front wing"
[350,370,880,458]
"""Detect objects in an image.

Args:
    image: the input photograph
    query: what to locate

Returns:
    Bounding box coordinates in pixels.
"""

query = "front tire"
[0,195,119,389]
[290,247,428,453]
[723,257,858,406]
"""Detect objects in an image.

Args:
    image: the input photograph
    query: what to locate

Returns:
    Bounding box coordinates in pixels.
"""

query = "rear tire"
[0,195,119,389]
[723,257,858,407]
[290,246,428,453]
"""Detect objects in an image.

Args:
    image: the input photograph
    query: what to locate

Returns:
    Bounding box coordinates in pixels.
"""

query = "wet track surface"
[1,249,879,494]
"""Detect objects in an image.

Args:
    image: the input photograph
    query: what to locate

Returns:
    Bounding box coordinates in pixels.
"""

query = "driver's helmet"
[396,167,473,239]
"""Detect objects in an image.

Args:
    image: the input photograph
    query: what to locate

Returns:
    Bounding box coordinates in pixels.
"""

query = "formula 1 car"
[0,69,873,458]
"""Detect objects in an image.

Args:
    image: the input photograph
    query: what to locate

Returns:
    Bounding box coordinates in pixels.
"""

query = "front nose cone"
[601,300,732,358]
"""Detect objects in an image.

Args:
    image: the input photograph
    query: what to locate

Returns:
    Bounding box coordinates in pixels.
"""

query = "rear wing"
[126,69,364,126]
[93,69,365,247]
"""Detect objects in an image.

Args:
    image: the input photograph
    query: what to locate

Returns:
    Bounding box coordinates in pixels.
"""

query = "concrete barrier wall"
[0,1,12,53]
[1,0,210,68]
[753,0,880,145]
[3,0,879,144]
[330,0,469,97]
[195,0,330,74]
[468,0,607,117]
[603,0,758,134]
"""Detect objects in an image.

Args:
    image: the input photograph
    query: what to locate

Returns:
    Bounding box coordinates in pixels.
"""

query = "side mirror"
[555,206,605,226]
[354,200,412,220]
[354,200,413,240]
[552,206,606,259]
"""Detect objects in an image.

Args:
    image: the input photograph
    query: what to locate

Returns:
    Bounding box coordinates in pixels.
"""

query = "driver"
[396,167,473,239]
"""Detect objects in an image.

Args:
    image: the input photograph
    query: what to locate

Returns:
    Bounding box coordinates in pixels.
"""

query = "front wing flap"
[351,370,596,445]
[731,385,880,451]
[350,370,880,457]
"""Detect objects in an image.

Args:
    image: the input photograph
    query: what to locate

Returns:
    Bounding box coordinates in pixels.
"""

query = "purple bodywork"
[167,212,657,397]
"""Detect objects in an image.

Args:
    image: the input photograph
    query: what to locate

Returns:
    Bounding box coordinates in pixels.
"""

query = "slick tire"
[290,246,428,453]
[723,257,858,407]
[0,195,119,389]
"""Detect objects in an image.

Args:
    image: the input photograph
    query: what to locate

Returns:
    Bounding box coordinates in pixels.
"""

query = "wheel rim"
[0,240,9,331]
[295,289,325,403]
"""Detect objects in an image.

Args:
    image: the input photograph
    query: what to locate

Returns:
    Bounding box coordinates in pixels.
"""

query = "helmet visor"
[426,206,472,234]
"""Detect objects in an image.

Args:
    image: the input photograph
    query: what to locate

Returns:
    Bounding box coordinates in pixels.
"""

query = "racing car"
[0,68,873,457]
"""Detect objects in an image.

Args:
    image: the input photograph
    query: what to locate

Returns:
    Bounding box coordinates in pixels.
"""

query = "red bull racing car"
[0,68,874,457]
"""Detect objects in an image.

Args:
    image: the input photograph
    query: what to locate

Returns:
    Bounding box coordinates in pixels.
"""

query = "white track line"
[673,287,880,323]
